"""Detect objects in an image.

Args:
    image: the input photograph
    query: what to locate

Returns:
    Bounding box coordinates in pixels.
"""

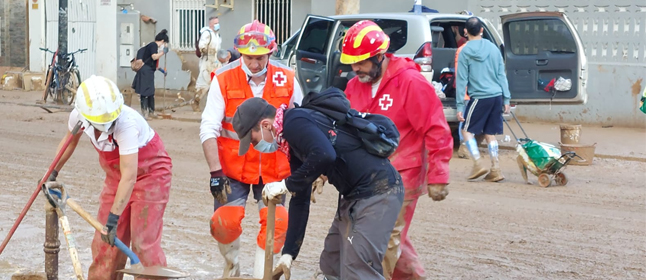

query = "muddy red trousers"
[87,134,172,280]
[383,167,426,280]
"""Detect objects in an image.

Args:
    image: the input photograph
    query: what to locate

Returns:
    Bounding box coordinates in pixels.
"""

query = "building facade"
[22,0,646,127]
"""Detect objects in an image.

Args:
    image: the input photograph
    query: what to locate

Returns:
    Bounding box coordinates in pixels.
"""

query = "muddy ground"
[0,91,644,280]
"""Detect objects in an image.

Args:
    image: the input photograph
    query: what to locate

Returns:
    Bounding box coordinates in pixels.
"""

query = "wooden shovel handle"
[264,201,276,280]
[66,198,103,231]
[66,198,141,265]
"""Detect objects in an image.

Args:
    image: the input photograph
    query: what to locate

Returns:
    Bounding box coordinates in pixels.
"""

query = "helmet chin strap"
[368,54,386,82]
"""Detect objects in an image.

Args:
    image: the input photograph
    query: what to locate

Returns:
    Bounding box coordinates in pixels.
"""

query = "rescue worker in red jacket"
[340,20,454,280]
[48,75,173,279]
[199,20,304,278]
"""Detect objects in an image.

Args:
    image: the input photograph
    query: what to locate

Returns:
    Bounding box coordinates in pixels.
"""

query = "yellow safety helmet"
[234,20,277,56]
[74,75,123,131]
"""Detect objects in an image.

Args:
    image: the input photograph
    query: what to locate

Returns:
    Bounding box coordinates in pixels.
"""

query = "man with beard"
[340,20,454,280]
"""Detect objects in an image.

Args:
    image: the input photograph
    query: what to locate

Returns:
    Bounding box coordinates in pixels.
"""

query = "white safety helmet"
[74,75,124,132]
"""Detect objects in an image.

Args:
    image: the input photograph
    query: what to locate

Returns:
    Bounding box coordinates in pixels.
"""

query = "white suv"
[273,12,588,126]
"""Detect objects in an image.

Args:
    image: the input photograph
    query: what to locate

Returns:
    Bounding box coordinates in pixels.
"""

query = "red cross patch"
[379,94,393,111]
[273,71,287,87]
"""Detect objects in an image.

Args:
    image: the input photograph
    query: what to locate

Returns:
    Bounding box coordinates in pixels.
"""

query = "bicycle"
[39,47,87,105]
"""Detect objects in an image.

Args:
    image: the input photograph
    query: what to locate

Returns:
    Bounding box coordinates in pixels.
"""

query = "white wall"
[28,0,46,72]
[95,1,118,81]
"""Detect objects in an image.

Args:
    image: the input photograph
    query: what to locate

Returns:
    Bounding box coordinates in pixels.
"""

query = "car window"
[284,31,299,53]
[297,18,334,55]
[431,21,495,49]
[274,30,299,59]
[338,19,408,53]
[376,19,408,52]
[507,19,577,55]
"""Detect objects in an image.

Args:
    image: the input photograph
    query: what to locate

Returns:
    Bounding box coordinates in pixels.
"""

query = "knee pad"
[257,205,288,254]
[210,206,245,244]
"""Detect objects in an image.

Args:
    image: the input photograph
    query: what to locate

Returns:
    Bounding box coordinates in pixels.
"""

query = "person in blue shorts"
[456,17,511,182]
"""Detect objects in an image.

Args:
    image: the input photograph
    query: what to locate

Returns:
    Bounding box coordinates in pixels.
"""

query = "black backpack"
[195,29,211,58]
[298,87,400,158]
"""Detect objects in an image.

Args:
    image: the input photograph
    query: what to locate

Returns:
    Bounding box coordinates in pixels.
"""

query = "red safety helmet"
[234,20,277,56]
[340,20,390,64]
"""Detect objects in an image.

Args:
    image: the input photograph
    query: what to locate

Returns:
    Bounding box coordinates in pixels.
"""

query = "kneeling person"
[233,94,404,280]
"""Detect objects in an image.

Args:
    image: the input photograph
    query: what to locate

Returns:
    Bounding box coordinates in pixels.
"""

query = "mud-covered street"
[0,91,644,280]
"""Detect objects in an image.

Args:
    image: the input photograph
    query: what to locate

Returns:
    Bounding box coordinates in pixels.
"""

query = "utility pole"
[58,0,68,69]
[335,0,359,15]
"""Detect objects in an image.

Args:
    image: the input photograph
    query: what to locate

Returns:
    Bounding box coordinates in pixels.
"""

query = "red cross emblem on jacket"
[273,72,287,87]
[379,94,393,110]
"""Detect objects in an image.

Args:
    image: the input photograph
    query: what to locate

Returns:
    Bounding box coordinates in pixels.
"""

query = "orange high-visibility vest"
[216,60,294,184]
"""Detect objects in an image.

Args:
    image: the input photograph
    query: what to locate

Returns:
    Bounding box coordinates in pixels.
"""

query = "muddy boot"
[218,238,240,278]
[457,143,469,159]
[484,140,503,182]
[484,168,505,182]
[191,98,200,112]
[468,158,488,180]
[191,90,203,112]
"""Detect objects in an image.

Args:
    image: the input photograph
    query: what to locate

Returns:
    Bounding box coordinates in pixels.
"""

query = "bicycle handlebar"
[67,48,88,56]
[39,47,56,54]
[39,48,87,56]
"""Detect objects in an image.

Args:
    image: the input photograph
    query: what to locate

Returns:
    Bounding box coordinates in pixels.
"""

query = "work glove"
[262,180,288,206]
[272,254,293,280]
[101,212,120,246]
[47,170,58,182]
[427,184,449,201]
[310,175,327,203]
[210,170,231,205]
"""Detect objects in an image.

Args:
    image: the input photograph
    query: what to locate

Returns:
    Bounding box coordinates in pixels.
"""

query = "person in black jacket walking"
[232,90,404,280]
[132,29,169,119]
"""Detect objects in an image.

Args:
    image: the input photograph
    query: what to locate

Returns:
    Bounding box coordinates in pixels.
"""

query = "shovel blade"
[117,266,190,279]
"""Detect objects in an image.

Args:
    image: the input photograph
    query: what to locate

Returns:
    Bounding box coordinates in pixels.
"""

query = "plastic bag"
[431,81,446,99]
[554,77,572,91]
[521,140,561,170]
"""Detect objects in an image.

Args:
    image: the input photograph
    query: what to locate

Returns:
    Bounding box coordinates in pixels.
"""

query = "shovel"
[42,183,84,280]
[44,183,189,279]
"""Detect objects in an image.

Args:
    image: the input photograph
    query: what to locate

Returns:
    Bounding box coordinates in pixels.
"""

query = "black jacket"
[281,107,401,258]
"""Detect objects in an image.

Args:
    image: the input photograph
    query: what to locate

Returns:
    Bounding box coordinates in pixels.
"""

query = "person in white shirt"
[47,75,173,279]
[194,16,223,111]
[199,20,303,279]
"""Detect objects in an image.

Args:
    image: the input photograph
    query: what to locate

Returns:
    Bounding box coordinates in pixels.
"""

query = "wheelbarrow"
[42,182,190,279]
[504,112,581,188]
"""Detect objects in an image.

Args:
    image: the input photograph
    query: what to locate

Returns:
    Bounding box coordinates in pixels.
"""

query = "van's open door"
[293,15,339,94]
[501,12,588,104]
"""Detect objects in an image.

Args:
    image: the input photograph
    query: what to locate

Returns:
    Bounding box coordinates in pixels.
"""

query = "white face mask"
[241,57,268,78]
[253,124,278,153]
[90,121,114,132]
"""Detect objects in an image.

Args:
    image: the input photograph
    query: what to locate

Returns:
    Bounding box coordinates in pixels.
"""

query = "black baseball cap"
[232,97,275,156]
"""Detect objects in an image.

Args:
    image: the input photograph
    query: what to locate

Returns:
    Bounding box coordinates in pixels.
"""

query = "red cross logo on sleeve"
[379,94,393,110]
[273,71,287,87]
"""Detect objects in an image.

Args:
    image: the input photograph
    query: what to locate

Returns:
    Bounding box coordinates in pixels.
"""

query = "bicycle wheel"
[61,70,80,105]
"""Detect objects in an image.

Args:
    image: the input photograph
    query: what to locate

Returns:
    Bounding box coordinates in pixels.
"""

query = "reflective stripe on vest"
[220,116,239,140]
